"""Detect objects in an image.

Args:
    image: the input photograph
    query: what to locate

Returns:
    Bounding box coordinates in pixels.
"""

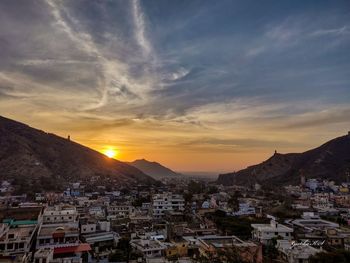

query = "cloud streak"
[0,0,349,171]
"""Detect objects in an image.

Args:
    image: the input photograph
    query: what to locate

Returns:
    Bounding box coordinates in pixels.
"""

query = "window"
[275,232,278,235]
[8,234,14,239]
[19,243,24,249]
[7,243,13,250]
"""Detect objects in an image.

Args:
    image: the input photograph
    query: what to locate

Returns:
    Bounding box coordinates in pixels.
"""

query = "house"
[36,223,80,248]
[0,220,38,260]
[164,241,188,260]
[288,212,339,232]
[130,239,167,258]
[251,220,293,244]
[37,206,90,262]
[42,205,78,224]
[183,235,263,263]
[107,202,135,219]
[80,220,120,259]
[152,193,185,218]
[276,240,321,263]
[232,203,256,216]
[33,244,91,263]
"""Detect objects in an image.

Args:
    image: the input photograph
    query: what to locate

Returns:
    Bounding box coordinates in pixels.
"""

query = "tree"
[310,250,350,263]
[207,186,218,194]
[265,237,279,260]
[188,180,204,194]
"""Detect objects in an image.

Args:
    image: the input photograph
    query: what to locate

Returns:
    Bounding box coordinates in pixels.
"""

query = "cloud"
[131,0,153,59]
[0,0,349,170]
[280,107,350,129]
[311,26,350,37]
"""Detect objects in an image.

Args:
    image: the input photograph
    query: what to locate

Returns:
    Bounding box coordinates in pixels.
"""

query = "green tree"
[188,180,204,194]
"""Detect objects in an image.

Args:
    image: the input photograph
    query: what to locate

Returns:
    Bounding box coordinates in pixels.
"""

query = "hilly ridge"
[0,116,156,192]
[217,134,350,186]
[127,159,182,179]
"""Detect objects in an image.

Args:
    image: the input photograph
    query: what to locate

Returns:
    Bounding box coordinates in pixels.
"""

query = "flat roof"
[54,243,91,254]
[251,223,293,232]
[38,224,79,237]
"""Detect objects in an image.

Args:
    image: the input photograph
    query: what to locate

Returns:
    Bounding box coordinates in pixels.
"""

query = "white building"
[251,220,293,244]
[81,223,97,234]
[37,205,91,263]
[130,239,167,258]
[233,203,256,216]
[201,201,210,209]
[288,212,339,232]
[152,193,185,218]
[276,240,321,263]
[88,206,105,218]
[42,205,78,224]
[107,203,135,219]
[305,179,319,191]
[36,223,80,249]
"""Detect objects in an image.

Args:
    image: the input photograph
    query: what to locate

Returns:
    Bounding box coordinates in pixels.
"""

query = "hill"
[217,134,350,187]
[0,116,156,193]
[127,159,182,179]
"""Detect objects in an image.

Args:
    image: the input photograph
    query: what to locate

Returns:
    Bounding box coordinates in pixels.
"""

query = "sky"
[0,0,350,173]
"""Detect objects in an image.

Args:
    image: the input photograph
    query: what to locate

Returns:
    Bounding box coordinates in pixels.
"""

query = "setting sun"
[103,148,118,159]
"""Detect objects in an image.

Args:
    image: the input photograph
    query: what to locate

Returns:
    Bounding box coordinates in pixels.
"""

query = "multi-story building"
[130,239,167,258]
[152,193,185,218]
[42,205,78,224]
[107,203,135,219]
[183,235,263,263]
[36,223,80,248]
[37,206,91,262]
[276,240,321,263]
[251,220,293,245]
[0,220,38,260]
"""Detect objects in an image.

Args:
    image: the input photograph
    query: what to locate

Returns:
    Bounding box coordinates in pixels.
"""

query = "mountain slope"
[217,134,350,186]
[127,159,181,179]
[0,116,156,192]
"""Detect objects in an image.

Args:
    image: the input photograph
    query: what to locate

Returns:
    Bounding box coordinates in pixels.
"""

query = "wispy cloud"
[0,0,349,171]
[311,26,350,37]
[131,0,153,59]
[44,0,160,111]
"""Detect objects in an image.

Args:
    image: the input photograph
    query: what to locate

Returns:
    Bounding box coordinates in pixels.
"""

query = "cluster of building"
[1,175,350,263]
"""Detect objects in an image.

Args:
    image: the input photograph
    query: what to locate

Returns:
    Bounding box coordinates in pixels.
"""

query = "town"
[1,173,350,263]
